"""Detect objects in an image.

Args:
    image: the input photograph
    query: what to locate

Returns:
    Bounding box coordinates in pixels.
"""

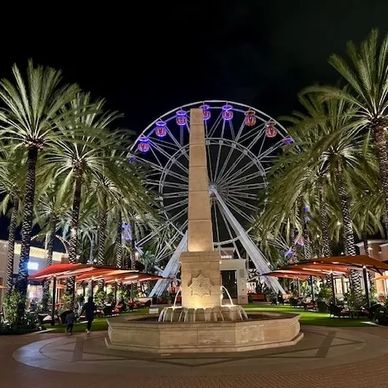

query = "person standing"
[65,309,75,335]
[81,296,96,335]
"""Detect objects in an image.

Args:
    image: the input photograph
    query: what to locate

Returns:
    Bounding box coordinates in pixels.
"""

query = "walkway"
[2,325,388,387]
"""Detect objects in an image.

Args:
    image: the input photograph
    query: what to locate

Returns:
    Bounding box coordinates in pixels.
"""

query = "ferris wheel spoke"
[257,140,284,161]
[208,111,223,138]
[213,140,224,183]
[227,170,265,187]
[222,158,262,184]
[216,200,237,243]
[224,198,255,224]
[215,145,236,183]
[160,181,188,190]
[166,127,187,154]
[142,160,164,173]
[168,206,188,224]
[149,147,165,169]
[239,123,265,143]
[226,190,259,200]
[161,168,188,183]
[207,141,214,183]
[227,194,258,212]
[136,222,170,247]
[228,181,266,191]
[152,143,189,175]
[150,137,181,152]
[228,119,236,140]
[162,191,188,199]
[246,128,267,151]
[216,150,247,183]
[234,117,247,143]
[212,201,222,247]
[163,198,188,212]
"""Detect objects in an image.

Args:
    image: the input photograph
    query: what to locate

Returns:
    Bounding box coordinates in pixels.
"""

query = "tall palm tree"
[45,93,120,296]
[259,93,371,299]
[34,177,71,311]
[0,146,26,290]
[0,61,79,297]
[306,30,388,235]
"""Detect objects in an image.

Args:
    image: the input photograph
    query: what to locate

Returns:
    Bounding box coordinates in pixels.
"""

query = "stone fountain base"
[105,312,303,353]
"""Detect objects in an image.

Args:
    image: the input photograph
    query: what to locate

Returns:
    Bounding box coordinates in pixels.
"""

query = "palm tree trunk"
[97,197,107,290]
[97,195,107,265]
[6,198,19,291]
[319,184,334,295]
[42,214,57,312]
[16,147,38,298]
[67,172,82,297]
[319,184,332,257]
[130,220,136,269]
[372,123,388,238]
[335,166,362,300]
[115,211,123,268]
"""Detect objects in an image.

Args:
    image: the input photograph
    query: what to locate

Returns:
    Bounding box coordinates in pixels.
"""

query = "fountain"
[106,109,303,353]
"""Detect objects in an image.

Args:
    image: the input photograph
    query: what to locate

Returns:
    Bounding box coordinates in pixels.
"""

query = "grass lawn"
[243,304,376,327]
[44,308,149,333]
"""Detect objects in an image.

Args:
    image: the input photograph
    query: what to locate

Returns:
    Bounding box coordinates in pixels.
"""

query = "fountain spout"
[172,289,181,308]
[221,286,234,306]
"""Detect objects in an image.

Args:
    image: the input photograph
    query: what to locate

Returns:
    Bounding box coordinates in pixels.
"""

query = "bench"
[249,293,266,302]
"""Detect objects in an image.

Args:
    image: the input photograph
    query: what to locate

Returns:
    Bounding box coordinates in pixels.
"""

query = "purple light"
[176,109,187,126]
[128,155,137,164]
[155,120,167,138]
[137,135,150,153]
[222,104,233,120]
[282,136,294,145]
[294,235,305,247]
[200,104,211,121]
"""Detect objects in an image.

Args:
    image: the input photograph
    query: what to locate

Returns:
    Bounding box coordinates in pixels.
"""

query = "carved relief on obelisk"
[180,108,222,309]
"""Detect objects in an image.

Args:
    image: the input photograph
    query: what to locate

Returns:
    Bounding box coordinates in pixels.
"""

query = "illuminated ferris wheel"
[131,100,292,294]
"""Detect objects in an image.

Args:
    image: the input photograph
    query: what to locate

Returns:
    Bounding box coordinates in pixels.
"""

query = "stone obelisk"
[180,108,222,309]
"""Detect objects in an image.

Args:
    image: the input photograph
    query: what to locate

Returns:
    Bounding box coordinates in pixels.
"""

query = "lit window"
[27,262,39,270]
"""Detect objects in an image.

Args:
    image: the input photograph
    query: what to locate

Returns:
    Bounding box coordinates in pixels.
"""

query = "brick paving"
[2,326,388,387]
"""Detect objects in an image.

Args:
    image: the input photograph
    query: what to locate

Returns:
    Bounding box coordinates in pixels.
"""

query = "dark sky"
[0,0,387,241]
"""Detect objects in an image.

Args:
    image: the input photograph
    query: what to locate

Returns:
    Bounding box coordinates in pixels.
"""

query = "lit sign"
[27,262,39,270]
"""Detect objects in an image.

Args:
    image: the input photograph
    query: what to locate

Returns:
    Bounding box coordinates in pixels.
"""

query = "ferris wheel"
[131,100,293,295]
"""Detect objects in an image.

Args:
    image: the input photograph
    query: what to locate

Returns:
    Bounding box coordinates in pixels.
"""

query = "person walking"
[81,296,96,335]
[65,309,75,335]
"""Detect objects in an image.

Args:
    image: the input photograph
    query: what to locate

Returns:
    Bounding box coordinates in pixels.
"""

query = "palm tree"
[34,177,71,311]
[305,30,388,235]
[0,146,26,290]
[259,93,372,300]
[0,61,79,298]
[45,93,120,296]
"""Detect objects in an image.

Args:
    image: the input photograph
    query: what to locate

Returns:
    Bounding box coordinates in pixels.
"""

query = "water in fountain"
[221,285,234,305]
[173,289,181,308]
[158,285,248,323]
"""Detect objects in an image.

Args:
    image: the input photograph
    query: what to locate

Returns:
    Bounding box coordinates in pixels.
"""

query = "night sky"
[0,0,387,241]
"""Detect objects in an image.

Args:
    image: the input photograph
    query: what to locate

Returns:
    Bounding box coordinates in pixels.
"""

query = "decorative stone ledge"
[106,313,303,354]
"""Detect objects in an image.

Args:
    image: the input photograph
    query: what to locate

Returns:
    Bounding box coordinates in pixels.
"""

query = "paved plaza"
[2,325,388,387]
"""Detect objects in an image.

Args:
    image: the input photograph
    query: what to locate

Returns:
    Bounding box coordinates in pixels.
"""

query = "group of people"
[65,297,96,335]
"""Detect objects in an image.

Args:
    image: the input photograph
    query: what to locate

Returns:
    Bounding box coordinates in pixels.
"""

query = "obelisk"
[180,108,222,309]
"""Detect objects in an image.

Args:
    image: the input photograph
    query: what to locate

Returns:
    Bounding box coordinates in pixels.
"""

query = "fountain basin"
[105,312,303,353]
